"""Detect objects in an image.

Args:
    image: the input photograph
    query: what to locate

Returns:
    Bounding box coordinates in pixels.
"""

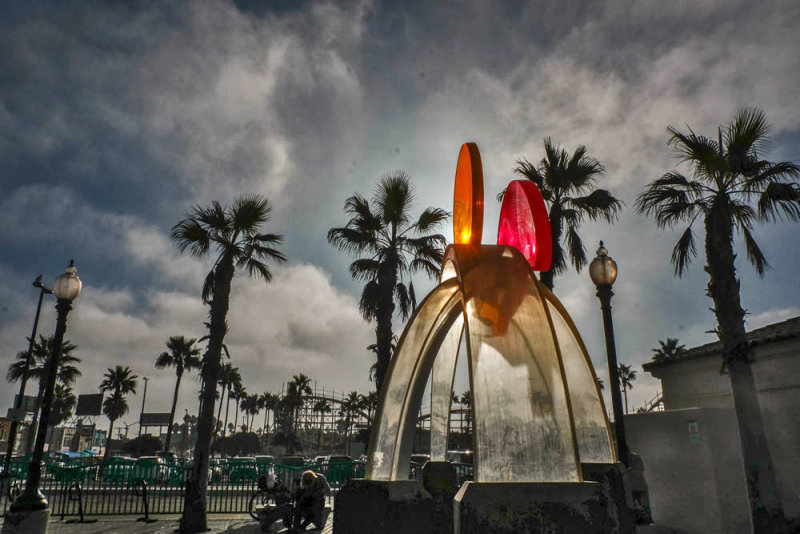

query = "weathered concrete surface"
[1,507,50,534]
[454,480,633,534]
[333,479,433,534]
[421,462,458,534]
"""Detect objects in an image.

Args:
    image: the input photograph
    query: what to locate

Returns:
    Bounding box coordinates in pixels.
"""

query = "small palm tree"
[7,335,81,453]
[99,365,138,459]
[312,399,332,455]
[329,173,449,392]
[172,195,286,532]
[50,384,77,427]
[459,390,472,435]
[507,138,621,290]
[286,374,312,452]
[232,382,246,435]
[339,391,361,456]
[636,107,799,530]
[651,338,687,362]
[216,363,240,438]
[155,335,202,454]
[617,364,637,414]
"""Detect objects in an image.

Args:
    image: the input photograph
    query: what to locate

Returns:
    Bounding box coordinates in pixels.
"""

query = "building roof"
[643,315,800,372]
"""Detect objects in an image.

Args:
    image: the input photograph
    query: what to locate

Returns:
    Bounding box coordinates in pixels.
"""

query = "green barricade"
[228,457,258,484]
[130,457,164,485]
[326,460,355,484]
[99,457,135,483]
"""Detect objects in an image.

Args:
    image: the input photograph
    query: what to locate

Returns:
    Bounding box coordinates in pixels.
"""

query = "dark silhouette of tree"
[155,335,202,454]
[506,138,621,290]
[99,365,138,460]
[617,364,637,414]
[651,338,687,362]
[329,173,448,392]
[172,195,286,532]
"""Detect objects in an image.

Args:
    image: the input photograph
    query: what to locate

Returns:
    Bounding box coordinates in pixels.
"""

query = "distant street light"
[2,276,53,478]
[5,261,81,534]
[589,242,629,466]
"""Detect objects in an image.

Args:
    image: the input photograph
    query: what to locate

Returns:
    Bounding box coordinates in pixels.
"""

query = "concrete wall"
[626,408,749,534]
[647,338,800,522]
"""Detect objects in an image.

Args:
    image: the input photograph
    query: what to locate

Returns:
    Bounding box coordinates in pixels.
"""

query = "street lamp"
[2,276,53,477]
[589,242,629,466]
[5,261,81,533]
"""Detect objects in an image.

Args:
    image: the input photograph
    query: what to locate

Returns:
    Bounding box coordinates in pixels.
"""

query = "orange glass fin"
[452,143,484,245]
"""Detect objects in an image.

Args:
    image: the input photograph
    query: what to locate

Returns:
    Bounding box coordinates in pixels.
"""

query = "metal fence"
[1,457,365,518]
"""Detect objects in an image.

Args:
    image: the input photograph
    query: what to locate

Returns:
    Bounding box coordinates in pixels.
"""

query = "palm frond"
[667,127,720,172]
[243,258,274,282]
[231,195,271,234]
[409,257,442,279]
[376,171,414,227]
[741,226,770,276]
[411,207,450,233]
[202,269,215,304]
[670,226,696,277]
[359,280,381,322]
[740,161,800,194]
[568,189,622,222]
[513,158,548,198]
[395,282,411,320]
[349,259,381,282]
[757,182,800,222]
[171,219,210,257]
[327,227,376,255]
[725,107,770,163]
[565,225,587,271]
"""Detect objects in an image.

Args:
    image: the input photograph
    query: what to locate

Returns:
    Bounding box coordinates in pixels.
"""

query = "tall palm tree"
[155,335,202,454]
[241,393,259,432]
[312,399,331,455]
[328,173,449,392]
[231,382,246,435]
[172,195,286,533]
[50,384,77,428]
[99,365,138,460]
[507,138,621,290]
[286,374,312,452]
[651,338,687,362]
[617,364,637,414]
[7,335,81,453]
[636,107,798,531]
[216,363,239,438]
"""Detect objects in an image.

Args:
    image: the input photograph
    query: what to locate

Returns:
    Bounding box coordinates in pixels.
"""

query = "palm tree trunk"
[262,408,268,435]
[704,210,786,531]
[224,388,233,437]
[540,205,562,290]
[215,385,225,437]
[24,378,46,454]
[233,399,239,435]
[181,260,233,534]
[105,419,115,460]
[164,371,183,454]
[623,387,629,415]
[375,276,396,394]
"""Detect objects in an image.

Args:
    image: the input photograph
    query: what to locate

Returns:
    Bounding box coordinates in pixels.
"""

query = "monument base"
[1,507,50,534]
[333,479,434,534]
[454,479,634,534]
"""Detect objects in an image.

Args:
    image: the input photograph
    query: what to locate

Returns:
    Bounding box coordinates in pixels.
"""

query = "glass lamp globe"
[589,242,618,286]
[53,260,82,301]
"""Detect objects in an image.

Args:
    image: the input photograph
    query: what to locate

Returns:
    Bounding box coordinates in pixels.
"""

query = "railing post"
[64,483,97,524]
[134,479,157,523]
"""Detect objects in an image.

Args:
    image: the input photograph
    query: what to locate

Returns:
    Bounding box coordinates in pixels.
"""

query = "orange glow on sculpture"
[453,143,484,245]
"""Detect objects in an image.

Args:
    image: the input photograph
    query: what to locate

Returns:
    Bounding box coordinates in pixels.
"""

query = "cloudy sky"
[2,0,799,435]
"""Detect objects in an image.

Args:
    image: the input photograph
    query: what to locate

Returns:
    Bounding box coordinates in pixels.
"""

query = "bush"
[211,432,262,456]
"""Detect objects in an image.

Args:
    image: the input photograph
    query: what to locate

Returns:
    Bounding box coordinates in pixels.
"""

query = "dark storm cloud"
[1,0,799,416]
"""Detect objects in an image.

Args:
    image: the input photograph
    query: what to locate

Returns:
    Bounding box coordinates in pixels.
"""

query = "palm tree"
[339,391,361,456]
[231,382,246,435]
[172,195,286,533]
[7,335,81,453]
[241,393,259,432]
[651,338,687,362]
[312,399,332,455]
[617,364,637,414]
[216,363,239,438]
[329,173,449,392]
[155,335,202,454]
[50,384,77,428]
[507,138,621,290]
[636,107,799,530]
[99,365,138,460]
[286,374,312,452]
[459,390,472,435]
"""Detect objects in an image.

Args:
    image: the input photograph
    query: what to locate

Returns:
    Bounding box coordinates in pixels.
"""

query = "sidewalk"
[0,514,332,534]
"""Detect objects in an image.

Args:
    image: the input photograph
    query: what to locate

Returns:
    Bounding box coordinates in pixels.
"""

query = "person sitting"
[290,470,330,532]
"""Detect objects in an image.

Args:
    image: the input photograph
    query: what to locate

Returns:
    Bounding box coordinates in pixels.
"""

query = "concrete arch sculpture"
[365,143,614,485]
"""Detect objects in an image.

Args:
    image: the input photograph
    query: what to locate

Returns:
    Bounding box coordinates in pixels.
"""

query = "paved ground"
[0,514,332,534]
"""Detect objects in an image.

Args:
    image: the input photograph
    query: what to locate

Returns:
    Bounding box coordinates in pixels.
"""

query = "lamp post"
[3,276,53,477]
[589,242,629,467]
[5,261,81,534]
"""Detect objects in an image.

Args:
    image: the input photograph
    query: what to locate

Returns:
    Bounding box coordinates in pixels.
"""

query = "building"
[626,316,800,534]
[0,417,11,454]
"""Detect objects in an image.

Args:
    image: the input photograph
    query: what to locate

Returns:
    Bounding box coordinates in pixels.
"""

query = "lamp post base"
[1,507,50,534]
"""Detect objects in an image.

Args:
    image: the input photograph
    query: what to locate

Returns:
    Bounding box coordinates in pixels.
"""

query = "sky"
[1,0,799,436]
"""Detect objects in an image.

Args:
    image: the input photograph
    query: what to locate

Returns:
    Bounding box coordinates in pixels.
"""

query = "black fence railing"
[1,458,365,518]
